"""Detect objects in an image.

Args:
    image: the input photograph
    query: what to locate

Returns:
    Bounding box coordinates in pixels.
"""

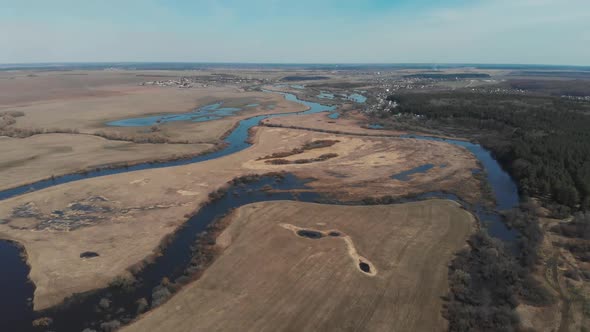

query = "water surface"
[0,91,334,201]
[391,164,435,181]
[0,90,523,331]
[347,93,367,103]
[107,102,243,127]
[402,135,519,211]
[0,241,34,331]
[317,91,366,103]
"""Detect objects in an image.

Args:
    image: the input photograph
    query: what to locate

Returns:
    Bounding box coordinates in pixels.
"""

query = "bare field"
[0,69,285,107]
[0,126,481,310]
[0,71,307,191]
[4,84,302,142]
[0,134,213,191]
[123,199,475,332]
[0,70,309,147]
[0,70,147,106]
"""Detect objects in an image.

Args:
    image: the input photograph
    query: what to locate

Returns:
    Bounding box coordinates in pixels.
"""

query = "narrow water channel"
[0,88,522,331]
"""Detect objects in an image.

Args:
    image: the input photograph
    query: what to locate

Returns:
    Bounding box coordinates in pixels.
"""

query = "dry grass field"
[0,134,212,191]
[0,70,147,106]
[123,199,475,332]
[262,110,406,136]
[3,82,300,142]
[0,126,482,310]
[0,70,309,191]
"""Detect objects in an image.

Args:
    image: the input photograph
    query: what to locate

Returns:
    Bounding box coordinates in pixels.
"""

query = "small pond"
[391,164,435,181]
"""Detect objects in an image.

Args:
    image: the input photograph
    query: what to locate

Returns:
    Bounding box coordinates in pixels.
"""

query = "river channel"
[0,88,520,331]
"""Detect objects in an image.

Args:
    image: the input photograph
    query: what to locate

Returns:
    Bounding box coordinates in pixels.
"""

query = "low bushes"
[551,212,590,240]
[230,172,285,185]
[0,126,80,138]
[445,229,554,332]
[93,130,190,144]
[258,139,339,160]
[0,110,25,118]
[265,153,339,165]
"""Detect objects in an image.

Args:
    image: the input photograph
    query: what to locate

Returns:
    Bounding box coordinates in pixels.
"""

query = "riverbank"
[0,134,216,192]
[0,125,482,313]
[0,85,515,331]
[0,73,310,193]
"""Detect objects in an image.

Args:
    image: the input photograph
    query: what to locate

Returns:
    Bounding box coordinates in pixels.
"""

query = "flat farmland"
[124,199,475,332]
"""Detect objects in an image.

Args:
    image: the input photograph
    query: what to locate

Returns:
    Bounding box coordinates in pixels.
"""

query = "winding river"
[0,88,520,331]
[0,91,334,201]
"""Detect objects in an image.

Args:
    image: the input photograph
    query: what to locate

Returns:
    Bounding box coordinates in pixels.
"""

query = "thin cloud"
[0,0,588,65]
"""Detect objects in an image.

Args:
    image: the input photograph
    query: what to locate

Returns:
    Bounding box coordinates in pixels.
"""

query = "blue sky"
[1,0,589,65]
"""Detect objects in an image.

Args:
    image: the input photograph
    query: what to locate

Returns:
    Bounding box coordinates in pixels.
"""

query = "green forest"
[383,92,590,210]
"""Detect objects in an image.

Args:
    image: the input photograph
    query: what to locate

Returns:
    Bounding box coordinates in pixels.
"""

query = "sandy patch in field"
[123,200,474,332]
[176,190,199,196]
[279,223,378,276]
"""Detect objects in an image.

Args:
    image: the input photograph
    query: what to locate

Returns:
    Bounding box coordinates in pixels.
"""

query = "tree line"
[385,92,590,211]
[446,204,553,331]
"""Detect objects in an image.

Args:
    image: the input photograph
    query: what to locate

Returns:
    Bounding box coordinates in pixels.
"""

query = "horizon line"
[2,61,590,70]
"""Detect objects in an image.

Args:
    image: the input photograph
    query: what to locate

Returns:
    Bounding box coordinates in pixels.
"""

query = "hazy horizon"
[2,0,590,66]
[2,62,590,71]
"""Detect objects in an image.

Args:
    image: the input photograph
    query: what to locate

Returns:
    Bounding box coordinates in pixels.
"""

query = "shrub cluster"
[93,130,191,144]
[444,203,555,331]
[265,153,339,165]
[229,172,285,185]
[258,140,339,160]
[0,126,80,138]
[445,230,554,332]
[551,212,590,240]
[504,204,544,269]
